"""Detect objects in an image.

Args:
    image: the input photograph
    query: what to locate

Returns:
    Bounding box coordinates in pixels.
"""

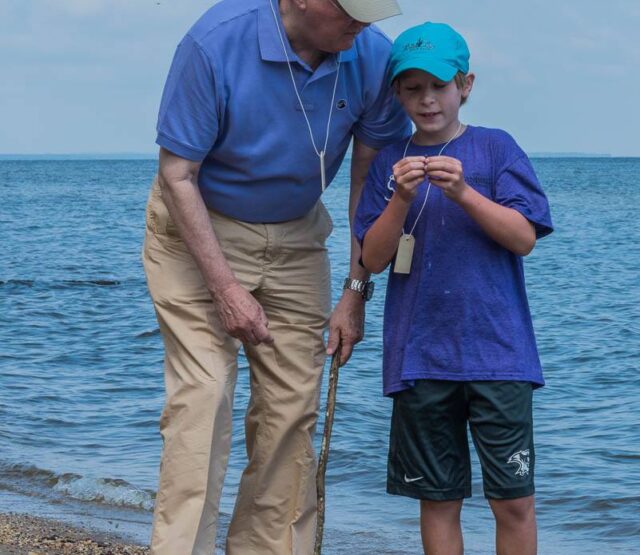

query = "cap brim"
[337,0,402,23]
[390,58,459,85]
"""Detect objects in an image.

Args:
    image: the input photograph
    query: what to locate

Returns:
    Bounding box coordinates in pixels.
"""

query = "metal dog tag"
[394,234,415,274]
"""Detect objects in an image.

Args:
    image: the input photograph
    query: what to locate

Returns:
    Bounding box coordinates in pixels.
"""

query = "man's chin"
[323,36,357,54]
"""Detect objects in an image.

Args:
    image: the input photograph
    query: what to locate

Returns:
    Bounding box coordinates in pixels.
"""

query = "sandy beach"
[0,514,149,555]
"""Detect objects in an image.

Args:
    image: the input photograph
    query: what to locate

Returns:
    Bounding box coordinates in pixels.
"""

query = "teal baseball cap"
[389,22,470,84]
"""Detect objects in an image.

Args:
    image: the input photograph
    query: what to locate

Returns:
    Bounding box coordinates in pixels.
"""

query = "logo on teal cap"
[389,22,470,84]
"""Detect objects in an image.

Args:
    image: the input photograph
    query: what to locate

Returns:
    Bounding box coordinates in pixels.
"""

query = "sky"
[0,0,638,156]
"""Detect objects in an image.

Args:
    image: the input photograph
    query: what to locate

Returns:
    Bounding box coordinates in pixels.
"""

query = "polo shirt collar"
[258,1,357,69]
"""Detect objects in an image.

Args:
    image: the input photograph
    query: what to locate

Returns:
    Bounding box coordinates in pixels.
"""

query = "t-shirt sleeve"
[354,150,391,245]
[351,33,412,153]
[352,85,412,150]
[495,155,554,239]
[156,34,221,161]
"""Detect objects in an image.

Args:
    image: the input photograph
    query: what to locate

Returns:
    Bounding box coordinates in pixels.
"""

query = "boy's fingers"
[426,159,458,171]
[403,156,428,164]
[426,170,453,182]
[396,162,426,176]
[426,159,462,174]
[395,157,427,172]
[398,169,425,182]
[426,155,457,164]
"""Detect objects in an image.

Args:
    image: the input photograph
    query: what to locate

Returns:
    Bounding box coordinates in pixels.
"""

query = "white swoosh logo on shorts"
[403,474,424,483]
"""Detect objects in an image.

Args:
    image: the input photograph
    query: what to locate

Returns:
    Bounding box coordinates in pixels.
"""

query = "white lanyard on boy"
[393,122,463,274]
[268,0,341,193]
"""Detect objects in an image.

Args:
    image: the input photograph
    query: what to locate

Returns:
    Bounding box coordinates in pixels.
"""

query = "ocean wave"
[53,475,154,511]
[0,461,154,512]
[0,279,121,288]
[136,328,160,339]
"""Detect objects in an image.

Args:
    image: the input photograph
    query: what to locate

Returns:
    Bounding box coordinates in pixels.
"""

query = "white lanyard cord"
[268,0,341,190]
[402,122,463,237]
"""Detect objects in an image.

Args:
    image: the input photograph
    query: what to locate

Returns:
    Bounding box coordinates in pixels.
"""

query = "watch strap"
[343,278,374,301]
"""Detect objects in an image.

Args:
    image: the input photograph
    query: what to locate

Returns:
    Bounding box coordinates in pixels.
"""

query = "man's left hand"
[326,292,365,366]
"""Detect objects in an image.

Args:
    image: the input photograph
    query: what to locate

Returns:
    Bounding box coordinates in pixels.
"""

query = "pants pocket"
[317,201,334,241]
[146,177,180,238]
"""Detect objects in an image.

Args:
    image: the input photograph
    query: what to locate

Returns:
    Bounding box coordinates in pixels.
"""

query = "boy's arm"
[456,187,536,255]
[426,155,536,256]
[362,156,428,273]
[361,194,412,273]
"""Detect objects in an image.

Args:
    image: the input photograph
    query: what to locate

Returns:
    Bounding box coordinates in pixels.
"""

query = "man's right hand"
[157,148,274,347]
[212,283,274,346]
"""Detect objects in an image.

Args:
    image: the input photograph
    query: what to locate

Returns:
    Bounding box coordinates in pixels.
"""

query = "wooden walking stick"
[314,345,342,555]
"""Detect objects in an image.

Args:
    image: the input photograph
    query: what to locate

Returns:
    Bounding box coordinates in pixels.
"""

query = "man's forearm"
[346,139,378,284]
[157,151,238,297]
[156,149,273,344]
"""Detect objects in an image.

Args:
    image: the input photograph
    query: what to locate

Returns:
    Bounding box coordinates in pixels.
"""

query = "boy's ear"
[462,73,475,100]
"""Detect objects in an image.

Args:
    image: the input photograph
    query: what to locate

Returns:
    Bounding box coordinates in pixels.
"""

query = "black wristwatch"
[343,277,374,301]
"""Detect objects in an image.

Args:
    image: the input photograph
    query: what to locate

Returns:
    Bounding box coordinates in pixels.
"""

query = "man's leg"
[143,181,261,555]
[225,202,333,555]
[420,499,464,555]
[489,496,537,555]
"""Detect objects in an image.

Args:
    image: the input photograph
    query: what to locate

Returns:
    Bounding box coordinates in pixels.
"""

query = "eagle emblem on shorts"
[507,449,530,477]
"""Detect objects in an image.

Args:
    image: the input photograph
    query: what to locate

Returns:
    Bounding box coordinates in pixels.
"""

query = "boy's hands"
[392,156,428,202]
[393,155,470,204]
[425,155,468,201]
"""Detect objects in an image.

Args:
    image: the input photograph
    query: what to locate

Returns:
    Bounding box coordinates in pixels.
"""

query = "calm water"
[0,158,639,554]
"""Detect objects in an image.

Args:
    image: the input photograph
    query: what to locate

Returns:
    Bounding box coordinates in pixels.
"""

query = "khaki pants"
[142,181,332,555]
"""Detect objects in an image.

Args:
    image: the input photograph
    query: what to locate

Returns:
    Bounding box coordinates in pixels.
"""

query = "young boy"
[354,22,553,555]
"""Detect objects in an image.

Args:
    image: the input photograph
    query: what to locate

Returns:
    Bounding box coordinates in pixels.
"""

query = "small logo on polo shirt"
[336,99,347,110]
[507,449,530,477]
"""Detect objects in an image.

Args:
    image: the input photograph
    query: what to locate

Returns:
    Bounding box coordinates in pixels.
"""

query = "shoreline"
[0,513,149,555]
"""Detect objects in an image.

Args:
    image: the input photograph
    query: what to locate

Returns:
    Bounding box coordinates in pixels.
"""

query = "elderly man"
[143,0,409,553]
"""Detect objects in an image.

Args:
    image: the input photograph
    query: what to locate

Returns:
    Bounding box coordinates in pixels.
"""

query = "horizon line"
[0,152,632,160]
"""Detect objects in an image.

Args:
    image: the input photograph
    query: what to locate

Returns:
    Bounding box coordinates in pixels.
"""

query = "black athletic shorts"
[387,380,535,501]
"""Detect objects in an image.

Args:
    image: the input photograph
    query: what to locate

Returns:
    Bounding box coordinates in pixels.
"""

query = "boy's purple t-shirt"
[354,126,553,396]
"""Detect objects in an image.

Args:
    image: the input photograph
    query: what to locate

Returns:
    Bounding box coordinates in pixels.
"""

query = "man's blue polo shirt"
[156,0,410,223]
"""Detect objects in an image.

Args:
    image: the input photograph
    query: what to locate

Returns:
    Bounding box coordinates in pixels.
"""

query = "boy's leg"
[420,499,464,555]
[467,381,537,555]
[387,380,471,555]
[489,496,537,555]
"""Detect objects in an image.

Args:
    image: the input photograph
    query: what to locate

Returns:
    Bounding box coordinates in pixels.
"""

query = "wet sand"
[0,514,149,555]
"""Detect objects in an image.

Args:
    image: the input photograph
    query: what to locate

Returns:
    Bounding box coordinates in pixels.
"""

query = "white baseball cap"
[335,0,402,23]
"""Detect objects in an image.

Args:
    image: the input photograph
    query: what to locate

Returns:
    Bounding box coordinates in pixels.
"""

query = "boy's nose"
[420,93,436,105]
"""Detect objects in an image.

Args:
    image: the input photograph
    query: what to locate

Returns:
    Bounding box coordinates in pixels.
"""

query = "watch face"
[364,283,374,301]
